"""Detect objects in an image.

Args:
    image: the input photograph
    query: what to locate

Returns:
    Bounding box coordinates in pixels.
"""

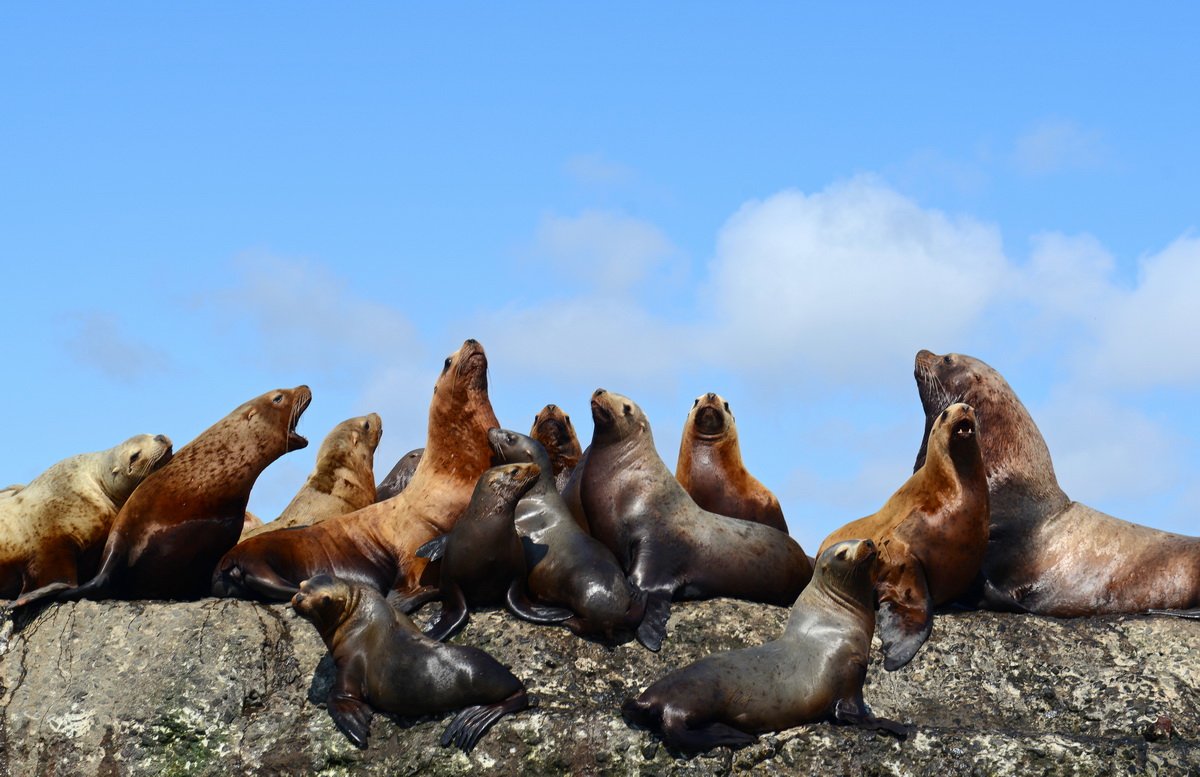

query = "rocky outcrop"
[0,598,1197,776]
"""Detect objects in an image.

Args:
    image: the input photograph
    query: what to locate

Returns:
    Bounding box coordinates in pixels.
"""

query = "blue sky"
[3,5,1198,553]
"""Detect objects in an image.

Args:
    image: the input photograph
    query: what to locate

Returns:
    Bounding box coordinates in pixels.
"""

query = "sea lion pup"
[819,403,989,670]
[621,539,908,754]
[914,350,1200,617]
[213,339,500,603]
[530,404,583,492]
[241,413,383,540]
[375,447,424,502]
[292,574,532,752]
[11,387,310,610]
[675,392,789,534]
[488,428,670,651]
[415,462,573,641]
[0,434,173,599]
[581,389,813,615]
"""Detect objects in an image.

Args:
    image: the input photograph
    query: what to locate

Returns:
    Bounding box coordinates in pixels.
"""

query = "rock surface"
[0,598,1197,776]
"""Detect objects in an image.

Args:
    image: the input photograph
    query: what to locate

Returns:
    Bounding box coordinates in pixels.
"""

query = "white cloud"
[530,210,680,293]
[1012,119,1109,176]
[62,311,170,382]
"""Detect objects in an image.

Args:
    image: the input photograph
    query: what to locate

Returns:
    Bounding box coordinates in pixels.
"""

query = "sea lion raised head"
[530,404,582,490]
[590,388,650,445]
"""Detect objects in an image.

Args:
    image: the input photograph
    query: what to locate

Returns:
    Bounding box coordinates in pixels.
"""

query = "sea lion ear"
[351,430,361,446]
[245,407,258,421]
[111,466,121,476]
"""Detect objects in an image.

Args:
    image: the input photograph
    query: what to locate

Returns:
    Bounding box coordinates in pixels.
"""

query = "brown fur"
[530,404,582,493]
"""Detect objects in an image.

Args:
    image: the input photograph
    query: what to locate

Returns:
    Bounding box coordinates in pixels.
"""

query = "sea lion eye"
[565,415,570,423]
[443,357,452,372]
[623,404,632,416]
[692,399,699,408]
[362,421,370,431]
[273,394,283,403]
[942,355,952,365]
[129,451,141,463]
[723,402,730,412]
[837,549,847,559]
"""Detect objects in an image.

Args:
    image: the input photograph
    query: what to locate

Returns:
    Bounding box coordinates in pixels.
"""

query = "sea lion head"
[105,433,174,500]
[813,539,878,606]
[291,574,356,639]
[239,386,313,454]
[488,428,553,473]
[531,404,581,454]
[590,389,651,446]
[478,461,543,504]
[432,338,489,401]
[914,350,1005,418]
[686,392,736,442]
[925,402,979,461]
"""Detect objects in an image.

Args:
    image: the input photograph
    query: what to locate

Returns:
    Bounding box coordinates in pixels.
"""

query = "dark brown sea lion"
[242,413,383,540]
[580,389,813,614]
[530,404,582,493]
[819,402,989,669]
[11,387,310,609]
[375,447,424,502]
[292,574,532,752]
[415,462,573,641]
[914,350,1200,617]
[621,539,907,753]
[676,392,789,534]
[488,428,670,650]
[0,434,173,599]
[212,340,499,602]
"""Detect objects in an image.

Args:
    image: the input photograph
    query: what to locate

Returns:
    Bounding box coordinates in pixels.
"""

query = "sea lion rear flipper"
[328,693,374,749]
[424,585,469,642]
[505,579,574,625]
[1146,608,1200,620]
[439,689,530,753]
[415,535,448,561]
[635,594,671,652]
[833,698,909,740]
[659,707,756,753]
[386,585,440,614]
[875,556,934,671]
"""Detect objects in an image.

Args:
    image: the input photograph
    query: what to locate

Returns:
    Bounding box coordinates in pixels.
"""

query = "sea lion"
[11,387,310,609]
[914,350,1200,617]
[415,462,573,641]
[487,429,670,650]
[243,511,264,534]
[621,539,908,753]
[819,402,989,669]
[530,404,582,492]
[241,413,383,540]
[580,389,813,614]
[213,339,500,603]
[375,447,424,502]
[0,434,173,600]
[675,392,789,534]
[292,574,532,752]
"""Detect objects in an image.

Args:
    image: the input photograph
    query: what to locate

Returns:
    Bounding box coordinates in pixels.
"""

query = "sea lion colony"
[3,339,1197,756]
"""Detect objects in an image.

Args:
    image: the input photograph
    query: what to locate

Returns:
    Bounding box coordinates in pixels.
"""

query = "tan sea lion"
[241,413,383,540]
[292,574,533,752]
[530,404,582,492]
[580,389,813,617]
[0,434,173,599]
[676,392,789,533]
[375,447,424,502]
[10,387,310,610]
[914,350,1200,617]
[243,511,264,534]
[213,339,500,603]
[414,462,573,641]
[622,539,908,753]
[819,402,989,669]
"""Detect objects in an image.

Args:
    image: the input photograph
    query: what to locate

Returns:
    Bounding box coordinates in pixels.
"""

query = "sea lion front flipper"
[833,698,909,740]
[424,584,470,642]
[504,579,574,625]
[415,535,448,561]
[439,689,530,753]
[1147,608,1200,620]
[635,594,671,652]
[874,552,934,671]
[328,694,374,749]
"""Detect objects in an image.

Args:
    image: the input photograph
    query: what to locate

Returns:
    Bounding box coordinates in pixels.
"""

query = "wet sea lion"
[488,429,670,650]
[292,574,532,752]
[580,389,813,614]
[375,447,424,502]
[675,392,789,533]
[0,434,173,599]
[819,402,989,669]
[530,404,582,492]
[242,413,383,540]
[213,339,500,602]
[622,539,907,753]
[914,350,1200,617]
[11,386,311,609]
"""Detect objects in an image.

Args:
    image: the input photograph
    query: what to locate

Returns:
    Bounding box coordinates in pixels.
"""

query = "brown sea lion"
[580,389,813,615]
[11,387,310,609]
[530,404,582,493]
[487,429,670,650]
[819,402,989,669]
[241,413,383,540]
[914,350,1200,617]
[0,434,173,599]
[375,447,424,502]
[622,539,907,753]
[675,392,789,534]
[292,574,532,752]
[414,462,573,641]
[212,339,499,602]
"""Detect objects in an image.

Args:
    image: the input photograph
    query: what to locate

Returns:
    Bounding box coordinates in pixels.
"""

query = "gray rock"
[1,599,1197,775]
